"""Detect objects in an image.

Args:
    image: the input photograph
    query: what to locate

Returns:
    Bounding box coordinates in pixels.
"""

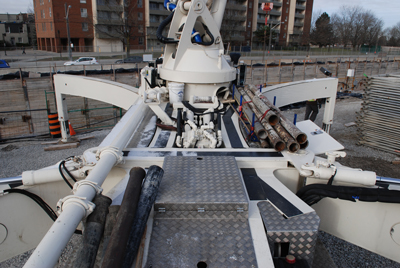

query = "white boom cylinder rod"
[24,102,146,268]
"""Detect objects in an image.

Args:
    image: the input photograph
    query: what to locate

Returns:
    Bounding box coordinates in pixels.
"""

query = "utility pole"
[65,3,72,61]
[2,33,6,56]
[269,22,281,53]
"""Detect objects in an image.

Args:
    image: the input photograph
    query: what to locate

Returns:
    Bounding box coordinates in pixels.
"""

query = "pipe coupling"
[57,195,95,217]
[95,146,124,165]
[73,180,103,195]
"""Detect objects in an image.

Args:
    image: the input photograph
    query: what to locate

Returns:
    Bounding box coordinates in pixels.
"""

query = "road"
[0,48,390,69]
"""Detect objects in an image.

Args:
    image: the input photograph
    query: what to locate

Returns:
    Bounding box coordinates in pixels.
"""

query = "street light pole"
[268,22,281,54]
[65,3,72,61]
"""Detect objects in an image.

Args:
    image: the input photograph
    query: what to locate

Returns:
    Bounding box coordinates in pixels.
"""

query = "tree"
[253,26,278,44]
[331,5,383,49]
[310,12,334,48]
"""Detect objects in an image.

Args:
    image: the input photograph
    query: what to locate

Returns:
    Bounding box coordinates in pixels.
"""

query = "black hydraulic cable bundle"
[3,188,82,234]
[157,11,179,44]
[296,184,400,206]
[58,159,77,189]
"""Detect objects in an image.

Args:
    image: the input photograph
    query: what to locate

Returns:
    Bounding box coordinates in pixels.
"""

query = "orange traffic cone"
[68,121,76,136]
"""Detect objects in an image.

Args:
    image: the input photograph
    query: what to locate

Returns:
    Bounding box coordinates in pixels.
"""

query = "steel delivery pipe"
[24,102,148,268]
[246,85,307,144]
[236,88,284,151]
[243,85,279,126]
[233,88,268,140]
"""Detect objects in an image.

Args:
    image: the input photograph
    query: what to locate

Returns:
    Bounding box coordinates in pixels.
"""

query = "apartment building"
[34,0,312,52]
[34,0,146,53]
[92,0,146,52]
[254,0,313,47]
[0,14,30,46]
[34,0,94,52]
[145,0,169,49]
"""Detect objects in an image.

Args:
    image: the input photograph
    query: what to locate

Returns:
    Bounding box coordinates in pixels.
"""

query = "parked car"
[115,56,143,64]
[64,57,99,66]
[0,59,10,68]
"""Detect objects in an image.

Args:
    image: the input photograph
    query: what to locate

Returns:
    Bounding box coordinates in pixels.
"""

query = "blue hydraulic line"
[164,0,176,11]
[164,0,203,43]
[192,30,202,43]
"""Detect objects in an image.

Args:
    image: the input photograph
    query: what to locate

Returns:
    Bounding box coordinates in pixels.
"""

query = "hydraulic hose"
[74,194,112,268]
[177,108,183,137]
[156,11,179,44]
[197,23,214,46]
[101,167,146,268]
[122,165,164,268]
[296,184,400,206]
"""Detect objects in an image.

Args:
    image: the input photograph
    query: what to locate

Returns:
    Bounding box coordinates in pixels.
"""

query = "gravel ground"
[1,95,400,267]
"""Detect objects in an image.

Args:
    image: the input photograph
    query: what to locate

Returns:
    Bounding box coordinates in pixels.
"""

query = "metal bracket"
[56,195,95,217]
[73,180,103,195]
[158,208,166,213]
[198,208,205,213]
[237,208,244,213]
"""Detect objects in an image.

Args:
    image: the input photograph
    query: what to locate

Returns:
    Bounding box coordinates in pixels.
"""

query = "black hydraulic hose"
[197,23,214,46]
[59,161,73,189]
[4,188,58,220]
[296,184,400,206]
[122,165,164,268]
[62,160,77,182]
[101,167,146,268]
[74,194,112,268]
[3,188,82,234]
[217,112,222,131]
[177,108,183,137]
[157,11,178,44]
[182,100,225,115]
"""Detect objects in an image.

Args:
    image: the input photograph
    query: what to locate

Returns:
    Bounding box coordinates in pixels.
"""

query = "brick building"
[33,0,312,52]
[34,0,146,53]
[34,0,94,52]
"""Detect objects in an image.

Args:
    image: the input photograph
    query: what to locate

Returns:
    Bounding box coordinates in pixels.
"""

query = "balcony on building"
[295,4,306,10]
[294,20,304,27]
[295,12,305,19]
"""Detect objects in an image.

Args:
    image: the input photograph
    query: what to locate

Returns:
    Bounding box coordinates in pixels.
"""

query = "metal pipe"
[235,88,284,150]
[273,123,300,153]
[246,85,307,144]
[242,85,279,126]
[101,167,146,268]
[0,176,22,185]
[24,102,147,268]
[233,88,268,140]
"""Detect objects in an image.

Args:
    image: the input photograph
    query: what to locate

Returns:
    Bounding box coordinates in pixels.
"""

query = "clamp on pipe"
[95,146,124,165]
[73,180,103,195]
[56,195,95,217]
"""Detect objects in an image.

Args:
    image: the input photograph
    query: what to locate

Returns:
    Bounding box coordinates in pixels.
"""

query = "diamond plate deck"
[258,201,320,266]
[146,156,257,267]
[146,218,257,268]
[154,156,248,218]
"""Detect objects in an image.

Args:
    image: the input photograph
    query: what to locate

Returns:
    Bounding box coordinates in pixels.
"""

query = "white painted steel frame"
[53,74,141,142]
[24,100,147,268]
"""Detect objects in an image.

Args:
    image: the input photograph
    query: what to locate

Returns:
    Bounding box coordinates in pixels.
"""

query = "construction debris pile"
[232,85,308,152]
[357,75,400,154]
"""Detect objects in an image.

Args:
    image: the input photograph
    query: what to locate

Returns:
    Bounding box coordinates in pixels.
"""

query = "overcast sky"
[0,0,399,28]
